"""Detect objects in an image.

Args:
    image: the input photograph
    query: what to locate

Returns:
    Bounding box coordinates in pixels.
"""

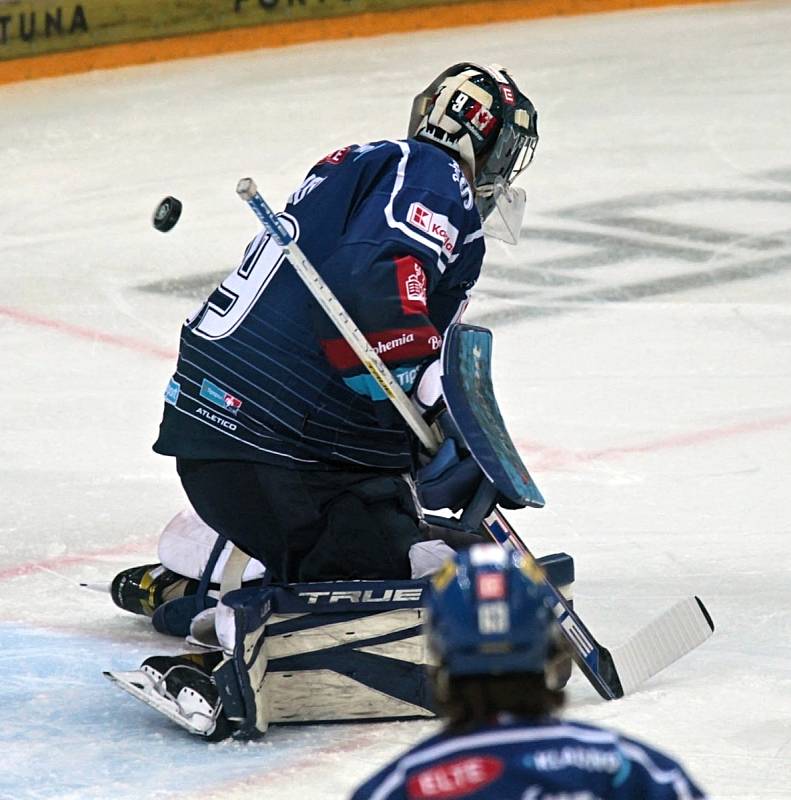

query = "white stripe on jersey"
[447,227,483,264]
[176,354,410,459]
[618,741,703,800]
[167,403,320,464]
[448,297,469,326]
[383,140,447,274]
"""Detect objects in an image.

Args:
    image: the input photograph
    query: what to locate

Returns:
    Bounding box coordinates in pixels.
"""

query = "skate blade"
[103,669,216,737]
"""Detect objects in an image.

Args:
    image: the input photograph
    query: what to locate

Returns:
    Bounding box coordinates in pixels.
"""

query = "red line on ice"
[0,539,158,582]
[0,306,173,583]
[0,305,176,360]
[519,412,791,471]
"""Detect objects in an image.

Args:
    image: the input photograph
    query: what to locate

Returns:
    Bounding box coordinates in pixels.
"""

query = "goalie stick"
[235,177,714,700]
[439,323,714,698]
[485,504,713,699]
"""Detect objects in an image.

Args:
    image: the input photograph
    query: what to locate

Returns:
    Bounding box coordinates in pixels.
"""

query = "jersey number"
[191,214,298,340]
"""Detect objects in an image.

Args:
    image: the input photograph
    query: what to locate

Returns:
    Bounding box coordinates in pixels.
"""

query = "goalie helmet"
[424,543,555,677]
[408,62,538,233]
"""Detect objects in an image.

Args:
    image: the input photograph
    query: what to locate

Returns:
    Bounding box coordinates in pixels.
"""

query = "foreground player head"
[424,544,566,729]
[408,62,538,239]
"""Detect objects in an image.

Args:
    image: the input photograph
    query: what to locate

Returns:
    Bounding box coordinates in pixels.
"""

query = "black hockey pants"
[176,458,423,584]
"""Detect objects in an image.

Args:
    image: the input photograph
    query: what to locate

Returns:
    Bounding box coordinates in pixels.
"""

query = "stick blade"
[611,596,714,695]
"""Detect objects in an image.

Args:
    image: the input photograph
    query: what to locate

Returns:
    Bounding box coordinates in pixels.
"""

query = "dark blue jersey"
[153,139,484,470]
[351,716,707,800]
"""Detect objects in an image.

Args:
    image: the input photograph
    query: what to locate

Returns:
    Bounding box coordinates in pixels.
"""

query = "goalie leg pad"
[219,556,575,738]
[109,556,574,740]
[217,579,435,739]
[537,551,574,599]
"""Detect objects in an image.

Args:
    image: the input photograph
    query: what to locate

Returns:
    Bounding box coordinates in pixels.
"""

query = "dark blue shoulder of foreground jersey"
[350,718,708,800]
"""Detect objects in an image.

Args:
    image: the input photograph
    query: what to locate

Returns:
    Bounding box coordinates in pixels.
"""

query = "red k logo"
[410,203,432,232]
[406,203,459,255]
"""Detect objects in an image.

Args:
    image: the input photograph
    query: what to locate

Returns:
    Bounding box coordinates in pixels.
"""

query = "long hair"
[432,670,566,733]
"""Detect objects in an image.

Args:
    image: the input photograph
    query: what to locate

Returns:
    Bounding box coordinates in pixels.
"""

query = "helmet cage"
[474,107,538,221]
[408,63,539,221]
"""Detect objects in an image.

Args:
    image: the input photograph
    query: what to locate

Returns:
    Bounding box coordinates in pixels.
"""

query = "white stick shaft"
[236,177,440,453]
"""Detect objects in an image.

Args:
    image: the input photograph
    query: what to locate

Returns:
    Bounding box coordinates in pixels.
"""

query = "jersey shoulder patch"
[383,140,480,271]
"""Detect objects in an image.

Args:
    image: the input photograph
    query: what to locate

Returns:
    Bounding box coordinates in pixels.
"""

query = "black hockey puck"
[152,196,182,232]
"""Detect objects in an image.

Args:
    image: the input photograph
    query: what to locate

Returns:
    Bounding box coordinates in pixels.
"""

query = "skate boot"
[105,652,232,741]
[111,564,199,617]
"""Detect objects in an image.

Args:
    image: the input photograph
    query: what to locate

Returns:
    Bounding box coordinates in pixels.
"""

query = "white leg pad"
[157,507,266,583]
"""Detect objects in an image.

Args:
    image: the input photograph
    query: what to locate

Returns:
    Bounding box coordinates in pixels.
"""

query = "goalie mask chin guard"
[424,544,558,679]
[481,177,527,246]
[408,62,538,241]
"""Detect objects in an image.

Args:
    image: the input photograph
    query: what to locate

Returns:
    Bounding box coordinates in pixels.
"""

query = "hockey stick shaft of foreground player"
[236,178,714,700]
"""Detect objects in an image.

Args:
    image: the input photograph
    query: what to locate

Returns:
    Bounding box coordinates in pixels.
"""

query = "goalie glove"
[411,360,479,510]
[417,436,482,511]
[412,360,527,513]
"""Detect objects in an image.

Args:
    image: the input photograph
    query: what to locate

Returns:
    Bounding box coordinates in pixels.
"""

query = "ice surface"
[1,2,790,797]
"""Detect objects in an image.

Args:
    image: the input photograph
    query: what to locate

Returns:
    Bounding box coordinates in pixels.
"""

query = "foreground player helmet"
[424,544,555,677]
[408,62,538,242]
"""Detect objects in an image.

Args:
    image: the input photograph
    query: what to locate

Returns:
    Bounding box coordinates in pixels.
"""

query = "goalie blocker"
[105,553,574,740]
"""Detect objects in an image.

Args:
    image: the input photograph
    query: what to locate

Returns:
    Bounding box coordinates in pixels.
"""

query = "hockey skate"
[104,652,232,741]
[111,562,228,637]
[110,563,199,617]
